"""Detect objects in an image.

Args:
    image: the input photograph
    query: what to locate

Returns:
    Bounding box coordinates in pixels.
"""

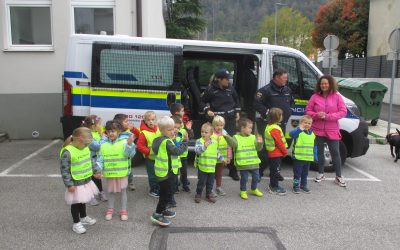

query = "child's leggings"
[215,163,224,188]
[107,188,127,211]
[91,176,103,192]
[71,203,86,223]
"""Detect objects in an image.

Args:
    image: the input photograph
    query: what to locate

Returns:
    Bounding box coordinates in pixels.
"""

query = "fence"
[316,55,400,78]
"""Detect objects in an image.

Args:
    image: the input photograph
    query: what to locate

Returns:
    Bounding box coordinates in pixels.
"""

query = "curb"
[368,132,386,145]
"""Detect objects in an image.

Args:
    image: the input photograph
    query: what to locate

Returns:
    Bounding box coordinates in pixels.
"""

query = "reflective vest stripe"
[64,145,93,181]
[142,129,161,160]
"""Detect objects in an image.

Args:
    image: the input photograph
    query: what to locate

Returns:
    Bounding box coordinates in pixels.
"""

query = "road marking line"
[0,140,61,176]
[0,174,380,181]
[345,162,381,182]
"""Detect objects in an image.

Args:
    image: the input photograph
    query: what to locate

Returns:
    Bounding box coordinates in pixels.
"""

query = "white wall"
[367,0,400,56]
[141,0,166,38]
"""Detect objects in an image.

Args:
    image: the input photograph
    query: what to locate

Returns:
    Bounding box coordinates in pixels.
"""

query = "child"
[150,116,188,226]
[97,120,136,221]
[289,115,317,194]
[211,115,232,196]
[60,127,101,234]
[81,115,107,205]
[136,111,161,197]
[194,123,225,203]
[264,108,288,195]
[170,103,194,192]
[224,118,264,200]
[114,113,140,191]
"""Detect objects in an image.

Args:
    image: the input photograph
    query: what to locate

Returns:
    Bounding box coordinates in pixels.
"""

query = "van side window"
[91,42,182,90]
[272,54,300,98]
[299,60,319,99]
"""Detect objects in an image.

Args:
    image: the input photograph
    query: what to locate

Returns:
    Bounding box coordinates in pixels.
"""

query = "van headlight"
[346,103,360,117]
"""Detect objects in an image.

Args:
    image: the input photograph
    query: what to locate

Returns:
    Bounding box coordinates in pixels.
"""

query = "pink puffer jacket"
[305,92,347,140]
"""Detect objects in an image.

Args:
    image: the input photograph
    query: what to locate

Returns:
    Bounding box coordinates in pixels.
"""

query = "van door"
[270,52,319,136]
[90,42,183,126]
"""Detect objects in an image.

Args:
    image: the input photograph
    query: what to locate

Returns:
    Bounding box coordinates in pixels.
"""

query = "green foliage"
[166,0,207,39]
[312,0,369,59]
[257,7,314,56]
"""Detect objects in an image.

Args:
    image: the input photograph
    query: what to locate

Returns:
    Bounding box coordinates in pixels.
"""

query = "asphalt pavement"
[1,140,400,249]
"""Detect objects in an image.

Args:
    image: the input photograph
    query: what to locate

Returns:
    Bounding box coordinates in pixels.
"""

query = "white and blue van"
[61,34,369,169]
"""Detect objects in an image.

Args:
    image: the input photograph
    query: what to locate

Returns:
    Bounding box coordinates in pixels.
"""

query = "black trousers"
[91,176,103,192]
[71,203,87,223]
[156,174,175,214]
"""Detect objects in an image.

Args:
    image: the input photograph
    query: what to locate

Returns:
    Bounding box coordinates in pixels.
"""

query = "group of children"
[60,103,317,233]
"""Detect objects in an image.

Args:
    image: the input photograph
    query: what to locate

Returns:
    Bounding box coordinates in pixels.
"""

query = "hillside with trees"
[199,0,328,43]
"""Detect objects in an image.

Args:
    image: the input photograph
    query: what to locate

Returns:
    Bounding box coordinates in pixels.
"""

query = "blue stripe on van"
[291,104,358,119]
[72,95,170,110]
[64,71,89,79]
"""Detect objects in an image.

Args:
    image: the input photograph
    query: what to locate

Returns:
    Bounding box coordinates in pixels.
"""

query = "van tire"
[310,141,347,172]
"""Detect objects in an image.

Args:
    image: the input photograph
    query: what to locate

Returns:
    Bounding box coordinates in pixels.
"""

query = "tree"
[312,0,369,59]
[165,0,207,39]
[257,7,314,56]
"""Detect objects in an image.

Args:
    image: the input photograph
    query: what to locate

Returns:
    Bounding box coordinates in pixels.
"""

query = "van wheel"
[310,141,347,172]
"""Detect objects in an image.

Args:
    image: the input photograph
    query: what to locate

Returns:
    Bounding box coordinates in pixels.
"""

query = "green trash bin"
[337,79,388,126]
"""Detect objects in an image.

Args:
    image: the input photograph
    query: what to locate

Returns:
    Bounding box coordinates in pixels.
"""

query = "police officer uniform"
[201,69,241,180]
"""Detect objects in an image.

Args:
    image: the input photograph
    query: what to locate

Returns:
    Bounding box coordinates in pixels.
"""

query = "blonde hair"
[300,115,312,124]
[212,115,225,127]
[158,116,174,130]
[201,122,213,133]
[267,108,283,125]
[144,111,156,120]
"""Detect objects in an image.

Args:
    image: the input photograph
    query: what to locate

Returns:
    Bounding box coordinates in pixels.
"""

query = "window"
[4,0,53,51]
[299,61,319,99]
[272,54,300,97]
[72,1,115,35]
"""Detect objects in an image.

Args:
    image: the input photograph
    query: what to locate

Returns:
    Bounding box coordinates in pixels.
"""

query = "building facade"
[0,0,166,139]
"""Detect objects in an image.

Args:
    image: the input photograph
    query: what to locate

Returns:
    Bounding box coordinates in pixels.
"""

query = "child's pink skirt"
[106,177,128,193]
[64,180,99,205]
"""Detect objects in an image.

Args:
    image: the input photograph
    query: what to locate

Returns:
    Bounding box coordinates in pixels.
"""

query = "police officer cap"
[214,69,232,79]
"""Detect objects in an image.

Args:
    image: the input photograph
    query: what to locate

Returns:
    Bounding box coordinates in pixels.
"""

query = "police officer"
[201,68,241,180]
[254,68,294,179]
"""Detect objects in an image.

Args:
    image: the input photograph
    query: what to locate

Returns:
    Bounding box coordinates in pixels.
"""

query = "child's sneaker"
[206,194,216,203]
[162,210,176,218]
[334,176,347,187]
[269,186,287,196]
[120,210,128,221]
[182,186,191,192]
[72,222,86,234]
[151,213,171,227]
[99,191,108,201]
[249,188,263,197]
[240,191,248,200]
[300,186,311,193]
[148,191,159,198]
[292,186,301,194]
[89,197,99,206]
[105,208,113,221]
[80,216,96,225]
[129,182,136,191]
[315,173,326,183]
[216,187,226,196]
[194,194,201,203]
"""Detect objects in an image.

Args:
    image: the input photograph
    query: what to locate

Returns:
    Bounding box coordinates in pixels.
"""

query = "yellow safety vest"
[212,134,228,163]
[178,125,189,158]
[293,131,315,161]
[264,124,288,152]
[63,145,93,181]
[100,140,129,178]
[141,129,161,160]
[154,138,179,177]
[195,138,218,173]
[91,131,101,141]
[233,134,261,168]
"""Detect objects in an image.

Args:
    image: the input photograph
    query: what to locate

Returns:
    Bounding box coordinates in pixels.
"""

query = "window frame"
[4,0,54,51]
[71,0,115,36]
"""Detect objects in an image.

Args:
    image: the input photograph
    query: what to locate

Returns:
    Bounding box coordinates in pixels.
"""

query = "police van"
[61,34,369,168]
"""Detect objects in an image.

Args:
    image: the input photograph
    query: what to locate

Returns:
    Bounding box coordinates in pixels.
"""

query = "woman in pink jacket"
[305,75,347,187]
